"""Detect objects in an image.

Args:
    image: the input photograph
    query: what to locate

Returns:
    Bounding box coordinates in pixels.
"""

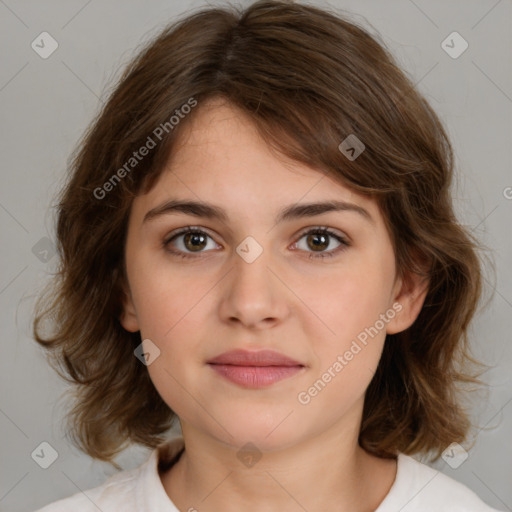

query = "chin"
[208,412,304,453]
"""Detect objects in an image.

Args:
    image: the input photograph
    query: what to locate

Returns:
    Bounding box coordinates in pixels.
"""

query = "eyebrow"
[142,199,374,225]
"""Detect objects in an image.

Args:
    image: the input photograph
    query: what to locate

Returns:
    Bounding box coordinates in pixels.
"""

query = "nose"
[218,243,290,330]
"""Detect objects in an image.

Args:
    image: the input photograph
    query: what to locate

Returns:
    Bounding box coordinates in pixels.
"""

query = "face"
[120,97,426,453]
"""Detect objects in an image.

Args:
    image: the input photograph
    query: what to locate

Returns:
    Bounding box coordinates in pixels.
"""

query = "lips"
[207,349,304,367]
[207,349,305,388]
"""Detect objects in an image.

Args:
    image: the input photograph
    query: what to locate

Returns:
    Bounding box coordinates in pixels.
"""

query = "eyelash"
[163,226,350,261]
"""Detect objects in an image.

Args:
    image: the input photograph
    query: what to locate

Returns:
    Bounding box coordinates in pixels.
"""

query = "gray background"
[0,0,511,511]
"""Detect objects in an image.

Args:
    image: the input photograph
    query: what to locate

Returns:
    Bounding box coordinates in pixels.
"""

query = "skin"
[120,97,429,512]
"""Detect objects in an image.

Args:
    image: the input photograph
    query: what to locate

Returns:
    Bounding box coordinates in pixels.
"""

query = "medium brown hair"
[33,0,495,468]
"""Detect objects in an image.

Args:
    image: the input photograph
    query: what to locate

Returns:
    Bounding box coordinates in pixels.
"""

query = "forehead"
[133,99,382,227]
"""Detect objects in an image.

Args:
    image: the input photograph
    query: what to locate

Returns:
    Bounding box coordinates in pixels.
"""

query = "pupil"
[310,233,327,251]
[185,233,206,251]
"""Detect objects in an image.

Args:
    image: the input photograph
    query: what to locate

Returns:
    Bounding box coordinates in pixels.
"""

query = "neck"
[160,408,397,512]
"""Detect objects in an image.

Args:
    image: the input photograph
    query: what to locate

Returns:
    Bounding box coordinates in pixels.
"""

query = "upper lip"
[207,349,304,367]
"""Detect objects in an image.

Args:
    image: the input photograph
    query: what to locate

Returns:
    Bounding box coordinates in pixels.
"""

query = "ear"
[386,253,430,335]
[118,279,140,333]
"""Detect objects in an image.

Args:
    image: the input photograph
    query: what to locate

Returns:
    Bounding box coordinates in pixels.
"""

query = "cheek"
[127,248,205,334]
[297,257,394,350]
[297,271,391,415]
[128,260,217,387]
[132,276,212,420]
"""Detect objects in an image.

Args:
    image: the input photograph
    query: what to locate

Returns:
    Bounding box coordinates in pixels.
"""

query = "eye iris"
[184,232,207,251]
[308,233,328,251]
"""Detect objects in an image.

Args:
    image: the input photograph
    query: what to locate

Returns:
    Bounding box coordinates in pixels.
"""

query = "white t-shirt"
[33,436,504,512]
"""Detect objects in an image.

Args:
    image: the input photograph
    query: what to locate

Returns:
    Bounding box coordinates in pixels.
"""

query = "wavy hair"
[32,0,495,468]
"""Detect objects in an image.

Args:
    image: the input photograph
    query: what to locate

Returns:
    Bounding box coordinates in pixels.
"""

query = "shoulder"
[32,465,142,512]
[31,437,184,512]
[377,453,505,512]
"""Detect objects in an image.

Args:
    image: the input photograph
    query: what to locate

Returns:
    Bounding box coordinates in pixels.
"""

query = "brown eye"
[294,227,349,260]
[182,232,208,252]
[305,232,329,252]
[163,227,218,259]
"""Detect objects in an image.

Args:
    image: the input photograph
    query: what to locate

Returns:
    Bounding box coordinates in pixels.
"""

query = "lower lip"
[208,364,304,388]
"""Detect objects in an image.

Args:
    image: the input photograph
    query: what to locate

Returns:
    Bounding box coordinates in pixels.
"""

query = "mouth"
[207,349,305,388]
[207,348,304,367]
